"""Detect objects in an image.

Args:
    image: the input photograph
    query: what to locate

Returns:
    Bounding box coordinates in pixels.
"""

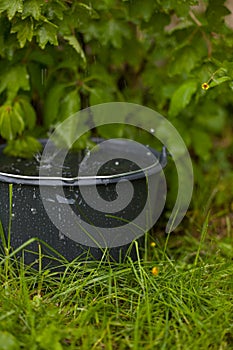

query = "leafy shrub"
[0,0,232,160]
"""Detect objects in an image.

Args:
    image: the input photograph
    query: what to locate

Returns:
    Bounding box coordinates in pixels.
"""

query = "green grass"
[0,211,232,350]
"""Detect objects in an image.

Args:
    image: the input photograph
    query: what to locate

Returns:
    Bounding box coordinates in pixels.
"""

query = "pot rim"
[0,140,167,186]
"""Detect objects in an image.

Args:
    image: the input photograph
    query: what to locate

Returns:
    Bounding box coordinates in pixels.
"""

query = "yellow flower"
[152,266,159,276]
[150,242,156,247]
[201,82,210,90]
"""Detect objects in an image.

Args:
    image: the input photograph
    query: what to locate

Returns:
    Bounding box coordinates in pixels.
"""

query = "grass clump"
[0,212,232,350]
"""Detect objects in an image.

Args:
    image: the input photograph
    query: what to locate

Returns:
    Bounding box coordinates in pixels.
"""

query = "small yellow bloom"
[152,266,159,276]
[150,242,156,247]
[201,82,210,90]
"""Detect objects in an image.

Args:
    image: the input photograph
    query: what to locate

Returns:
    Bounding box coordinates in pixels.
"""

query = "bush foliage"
[0,0,232,159]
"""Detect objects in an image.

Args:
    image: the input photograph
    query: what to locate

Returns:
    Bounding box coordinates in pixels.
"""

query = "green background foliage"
[0,0,232,179]
[0,4,232,348]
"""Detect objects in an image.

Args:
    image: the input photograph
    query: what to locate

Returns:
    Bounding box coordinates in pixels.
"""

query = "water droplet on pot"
[150,128,155,133]
[58,210,62,221]
[46,198,55,203]
[59,231,65,240]
[56,194,75,205]
[102,179,110,186]
[86,150,91,157]
[31,208,37,215]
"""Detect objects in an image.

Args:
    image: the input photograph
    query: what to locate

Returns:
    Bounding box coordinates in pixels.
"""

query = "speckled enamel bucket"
[0,139,167,267]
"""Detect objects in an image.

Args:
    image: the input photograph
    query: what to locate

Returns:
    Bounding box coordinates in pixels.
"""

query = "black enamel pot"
[0,139,167,266]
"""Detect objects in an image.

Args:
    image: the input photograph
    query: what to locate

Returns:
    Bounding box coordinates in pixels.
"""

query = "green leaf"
[89,63,114,86]
[0,0,23,19]
[44,1,67,20]
[97,124,125,139]
[161,0,197,16]
[196,102,226,133]
[206,0,230,31]
[191,129,212,160]
[36,324,63,350]
[92,0,117,11]
[4,136,42,158]
[11,108,25,135]
[90,87,115,105]
[209,76,231,88]
[0,65,30,100]
[0,105,25,140]
[77,2,99,19]
[169,46,200,76]
[28,50,54,66]
[11,17,34,48]
[221,61,233,78]
[101,19,131,48]
[0,331,20,350]
[72,131,94,151]
[0,17,18,59]
[0,106,13,140]
[110,38,144,68]
[36,23,58,49]
[20,99,36,130]
[43,84,67,127]
[142,13,170,32]
[128,0,156,22]
[169,81,197,118]
[59,89,80,121]
[52,112,88,150]
[22,0,42,20]
[15,97,36,130]
[64,35,86,64]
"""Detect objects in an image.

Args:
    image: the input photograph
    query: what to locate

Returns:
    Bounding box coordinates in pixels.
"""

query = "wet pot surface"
[0,139,166,266]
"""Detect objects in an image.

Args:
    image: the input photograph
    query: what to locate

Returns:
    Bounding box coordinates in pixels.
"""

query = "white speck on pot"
[46,198,55,203]
[56,194,75,205]
[59,231,65,240]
